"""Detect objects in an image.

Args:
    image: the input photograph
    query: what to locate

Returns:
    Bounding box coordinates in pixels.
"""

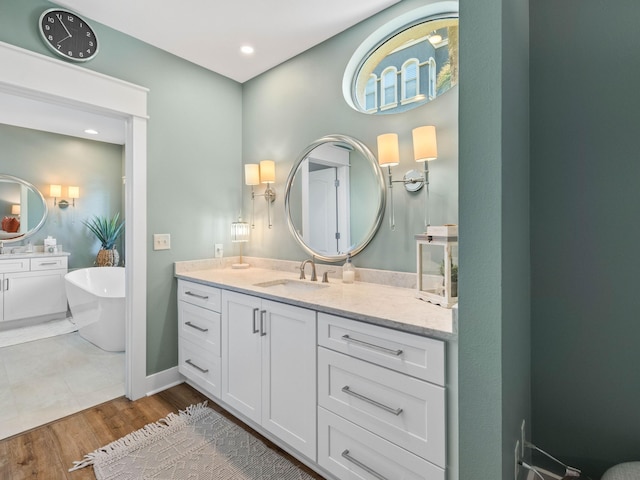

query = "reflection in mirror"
[285,135,386,263]
[345,11,458,115]
[0,174,47,242]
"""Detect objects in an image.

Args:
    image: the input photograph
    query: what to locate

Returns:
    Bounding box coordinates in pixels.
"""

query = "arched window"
[428,57,437,99]
[365,74,377,111]
[402,59,419,101]
[381,67,398,108]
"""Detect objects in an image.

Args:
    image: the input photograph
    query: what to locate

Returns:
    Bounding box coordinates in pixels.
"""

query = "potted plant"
[83,213,124,267]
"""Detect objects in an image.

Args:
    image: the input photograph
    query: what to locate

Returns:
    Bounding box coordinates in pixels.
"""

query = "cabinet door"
[221,290,262,423]
[3,269,67,322]
[262,299,317,460]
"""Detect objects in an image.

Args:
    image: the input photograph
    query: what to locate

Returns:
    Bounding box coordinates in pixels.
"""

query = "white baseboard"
[145,366,184,396]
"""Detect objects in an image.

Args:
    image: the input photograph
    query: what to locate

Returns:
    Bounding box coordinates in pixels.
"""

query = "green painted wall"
[0,0,243,375]
[459,0,531,478]
[531,1,640,477]
[0,124,123,269]
[241,0,459,273]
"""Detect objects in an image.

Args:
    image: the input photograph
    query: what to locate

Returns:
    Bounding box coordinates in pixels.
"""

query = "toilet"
[602,462,640,480]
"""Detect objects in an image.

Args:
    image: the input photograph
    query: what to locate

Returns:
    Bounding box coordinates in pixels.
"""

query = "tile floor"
[0,331,125,440]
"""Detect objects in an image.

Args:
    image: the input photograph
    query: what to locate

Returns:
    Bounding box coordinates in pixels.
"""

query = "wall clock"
[38,8,99,62]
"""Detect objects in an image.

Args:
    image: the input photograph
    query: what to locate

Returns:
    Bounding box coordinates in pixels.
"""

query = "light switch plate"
[215,244,223,258]
[153,233,171,250]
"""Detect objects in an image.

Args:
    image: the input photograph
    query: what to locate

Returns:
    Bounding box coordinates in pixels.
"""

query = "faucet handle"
[322,270,335,283]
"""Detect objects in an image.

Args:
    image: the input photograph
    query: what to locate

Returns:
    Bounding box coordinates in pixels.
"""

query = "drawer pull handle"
[341,450,389,480]
[260,310,267,336]
[341,386,403,416]
[252,308,259,334]
[3,278,8,291]
[185,321,208,333]
[185,291,209,300]
[39,262,58,266]
[341,335,403,356]
[185,359,209,373]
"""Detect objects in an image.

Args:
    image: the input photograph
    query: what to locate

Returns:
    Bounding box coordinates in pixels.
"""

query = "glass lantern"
[416,225,458,308]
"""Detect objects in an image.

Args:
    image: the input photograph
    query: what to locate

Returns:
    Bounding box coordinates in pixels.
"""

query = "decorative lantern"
[416,225,458,308]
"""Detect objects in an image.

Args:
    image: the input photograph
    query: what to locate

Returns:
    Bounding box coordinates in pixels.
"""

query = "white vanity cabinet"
[317,312,447,480]
[0,255,68,323]
[221,290,317,460]
[177,280,222,398]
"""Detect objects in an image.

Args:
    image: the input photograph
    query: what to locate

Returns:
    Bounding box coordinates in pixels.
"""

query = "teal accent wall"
[241,0,459,273]
[0,124,124,269]
[0,0,243,375]
[459,0,531,478]
[531,1,640,477]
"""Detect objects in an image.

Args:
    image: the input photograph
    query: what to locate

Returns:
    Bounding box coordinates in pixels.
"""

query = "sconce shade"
[11,204,20,215]
[245,164,260,186]
[259,160,276,184]
[377,133,400,167]
[68,186,80,199]
[412,125,438,162]
[231,220,251,242]
[49,184,62,197]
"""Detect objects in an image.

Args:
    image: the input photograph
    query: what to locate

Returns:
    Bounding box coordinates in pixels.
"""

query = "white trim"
[145,367,183,396]
[0,40,148,401]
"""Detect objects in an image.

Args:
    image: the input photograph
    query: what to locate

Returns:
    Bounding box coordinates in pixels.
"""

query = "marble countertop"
[175,263,456,341]
[0,250,70,259]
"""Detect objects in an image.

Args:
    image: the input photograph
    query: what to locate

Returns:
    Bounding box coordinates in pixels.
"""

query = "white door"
[3,270,67,322]
[262,299,317,460]
[221,291,262,423]
[308,166,338,255]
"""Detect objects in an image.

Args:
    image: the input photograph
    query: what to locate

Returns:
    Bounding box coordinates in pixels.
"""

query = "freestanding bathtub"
[64,267,125,352]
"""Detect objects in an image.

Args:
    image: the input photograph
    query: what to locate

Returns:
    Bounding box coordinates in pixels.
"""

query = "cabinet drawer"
[318,347,445,466]
[178,280,221,312]
[0,258,29,273]
[318,312,445,385]
[31,256,68,271]
[178,301,221,356]
[318,407,445,480]
[179,337,221,398]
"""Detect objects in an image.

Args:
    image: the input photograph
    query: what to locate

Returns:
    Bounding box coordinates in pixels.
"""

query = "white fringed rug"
[70,403,315,480]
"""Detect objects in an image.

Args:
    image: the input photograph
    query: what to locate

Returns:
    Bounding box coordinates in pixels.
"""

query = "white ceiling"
[3,1,398,144]
[50,0,400,83]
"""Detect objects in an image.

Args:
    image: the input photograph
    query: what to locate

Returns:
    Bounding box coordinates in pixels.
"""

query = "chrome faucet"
[300,258,317,281]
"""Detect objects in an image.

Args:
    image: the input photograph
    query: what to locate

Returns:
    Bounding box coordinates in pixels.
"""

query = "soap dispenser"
[342,253,355,284]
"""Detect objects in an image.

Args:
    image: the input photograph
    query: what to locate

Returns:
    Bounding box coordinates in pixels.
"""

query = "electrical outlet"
[153,233,170,251]
[215,244,223,258]
[515,440,521,480]
[521,419,526,457]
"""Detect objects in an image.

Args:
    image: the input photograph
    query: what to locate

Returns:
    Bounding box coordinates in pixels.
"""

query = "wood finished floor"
[0,382,326,480]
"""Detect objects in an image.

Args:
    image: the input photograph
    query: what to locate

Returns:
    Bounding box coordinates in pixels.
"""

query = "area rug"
[70,402,315,480]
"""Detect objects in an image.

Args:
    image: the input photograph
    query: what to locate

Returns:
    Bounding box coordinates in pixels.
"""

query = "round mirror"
[284,135,386,263]
[0,174,48,242]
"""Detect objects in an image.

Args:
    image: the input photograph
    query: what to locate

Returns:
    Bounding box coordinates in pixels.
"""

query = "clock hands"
[56,13,72,45]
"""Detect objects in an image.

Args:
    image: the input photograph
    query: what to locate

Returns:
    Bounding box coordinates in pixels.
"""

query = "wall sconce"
[231,217,251,269]
[49,184,80,209]
[245,160,276,229]
[412,125,438,229]
[377,126,438,230]
[11,204,20,217]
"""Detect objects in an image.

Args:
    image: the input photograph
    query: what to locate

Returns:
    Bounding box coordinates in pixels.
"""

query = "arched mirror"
[284,134,386,263]
[0,174,48,242]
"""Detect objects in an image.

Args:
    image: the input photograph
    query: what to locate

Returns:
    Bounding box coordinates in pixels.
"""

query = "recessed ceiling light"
[84,129,99,135]
[240,45,255,55]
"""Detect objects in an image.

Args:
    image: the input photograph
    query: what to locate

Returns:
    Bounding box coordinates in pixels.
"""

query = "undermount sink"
[253,278,329,293]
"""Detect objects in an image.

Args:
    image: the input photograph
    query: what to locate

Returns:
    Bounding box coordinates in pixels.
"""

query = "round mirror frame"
[284,134,386,263]
[0,174,48,243]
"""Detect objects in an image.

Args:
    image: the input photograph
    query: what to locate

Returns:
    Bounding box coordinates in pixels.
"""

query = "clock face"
[39,9,98,62]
